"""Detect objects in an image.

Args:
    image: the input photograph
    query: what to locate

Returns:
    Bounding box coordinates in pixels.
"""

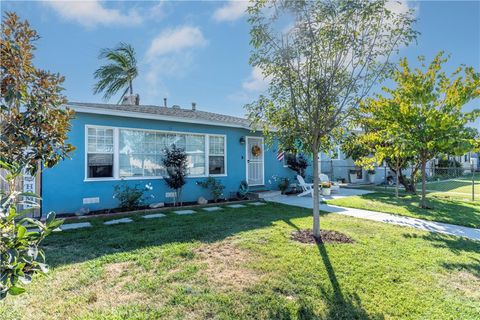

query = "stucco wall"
[41,112,300,215]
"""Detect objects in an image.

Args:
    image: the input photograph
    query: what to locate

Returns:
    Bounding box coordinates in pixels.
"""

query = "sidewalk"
[265,195,480,241]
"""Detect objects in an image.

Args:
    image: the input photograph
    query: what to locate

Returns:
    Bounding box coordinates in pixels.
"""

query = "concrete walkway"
[265,194,480,241]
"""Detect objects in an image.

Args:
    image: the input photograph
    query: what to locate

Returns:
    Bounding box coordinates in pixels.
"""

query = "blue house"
[41,101,298,215]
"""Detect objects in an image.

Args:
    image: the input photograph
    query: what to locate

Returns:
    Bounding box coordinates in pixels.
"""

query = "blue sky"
[2,1,479,127]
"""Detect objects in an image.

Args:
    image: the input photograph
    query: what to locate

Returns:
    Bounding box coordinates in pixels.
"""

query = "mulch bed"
[291,229,354,244]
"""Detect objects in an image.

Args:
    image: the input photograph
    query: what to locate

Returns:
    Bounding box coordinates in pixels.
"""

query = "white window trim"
[208,134,227,177]
[85,126,116,181]
[84,125,227,181]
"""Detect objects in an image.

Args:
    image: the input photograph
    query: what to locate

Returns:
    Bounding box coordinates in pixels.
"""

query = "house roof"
[66,102,254,129]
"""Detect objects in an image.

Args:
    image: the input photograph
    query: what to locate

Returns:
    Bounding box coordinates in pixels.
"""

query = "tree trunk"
[129,80,133,95]
[420,159,427,208]
[395,164,399,198]
[312,149,321,239]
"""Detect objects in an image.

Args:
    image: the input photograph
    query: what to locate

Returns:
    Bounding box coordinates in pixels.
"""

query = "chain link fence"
[316,162,478,202]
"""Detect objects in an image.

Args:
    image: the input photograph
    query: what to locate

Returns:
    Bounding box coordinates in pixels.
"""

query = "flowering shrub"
[321,182,332,189]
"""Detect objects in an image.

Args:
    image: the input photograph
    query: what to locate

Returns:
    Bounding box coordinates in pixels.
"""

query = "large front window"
[86,126,225,180]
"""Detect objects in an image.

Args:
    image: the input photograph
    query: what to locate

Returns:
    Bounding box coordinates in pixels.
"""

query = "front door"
[246,137,264,186]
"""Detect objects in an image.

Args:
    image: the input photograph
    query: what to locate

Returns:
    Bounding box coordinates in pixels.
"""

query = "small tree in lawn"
[343,96,418,197]
[162,145,188,206]
[1,12,73,298]
[363,52,479,208]
[246,0,417,238]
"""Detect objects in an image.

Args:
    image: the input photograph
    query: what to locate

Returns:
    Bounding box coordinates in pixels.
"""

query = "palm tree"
[93,42,138,104]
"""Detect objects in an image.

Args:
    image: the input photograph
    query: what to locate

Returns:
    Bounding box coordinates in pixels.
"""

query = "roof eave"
[65,104,254,130]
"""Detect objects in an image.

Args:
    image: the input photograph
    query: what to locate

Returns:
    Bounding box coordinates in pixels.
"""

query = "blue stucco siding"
[41,112,297,214]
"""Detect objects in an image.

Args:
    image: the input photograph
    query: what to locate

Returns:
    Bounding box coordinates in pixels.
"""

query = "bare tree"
[246,0,417,238]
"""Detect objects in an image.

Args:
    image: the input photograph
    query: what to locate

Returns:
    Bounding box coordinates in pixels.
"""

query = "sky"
[2,0,479,128]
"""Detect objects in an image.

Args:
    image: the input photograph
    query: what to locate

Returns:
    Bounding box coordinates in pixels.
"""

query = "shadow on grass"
[351,193,480,228]
[442,257,480,278]
[403,232,480,255]
[315,243,384,320]
[276,218,383,319]
[44,203,315,268]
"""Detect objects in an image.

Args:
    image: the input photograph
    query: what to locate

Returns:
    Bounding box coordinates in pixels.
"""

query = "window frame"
[84,125,227,181]
[207,134,227,176]
[85,125,116,181]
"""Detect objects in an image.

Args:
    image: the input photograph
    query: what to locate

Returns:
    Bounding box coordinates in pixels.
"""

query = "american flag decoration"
[276,150,285,161]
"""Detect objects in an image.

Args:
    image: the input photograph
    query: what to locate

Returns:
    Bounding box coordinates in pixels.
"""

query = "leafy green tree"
[357,52,479,208]
[1,161,62,299]
[93,42,138,103]
[246,0,417,238]
[1,12,69,298]
[1,12,75,175]
[342,104,419,196]
[163,145,188,206]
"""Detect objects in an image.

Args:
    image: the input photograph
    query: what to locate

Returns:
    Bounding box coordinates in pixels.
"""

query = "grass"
[328,192,480,228]
[418,175,479,196]
[2,203,479,319]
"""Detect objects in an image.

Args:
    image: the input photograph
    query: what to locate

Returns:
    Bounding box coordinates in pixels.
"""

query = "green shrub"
[113,183,153,210]
[197,177,225,202]
[277,177,290,194]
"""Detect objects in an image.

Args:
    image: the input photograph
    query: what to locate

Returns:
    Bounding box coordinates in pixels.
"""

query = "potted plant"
[321,182,332,196]
[349,169,358,183]
[277,177,290,194]
[367,169,376,184]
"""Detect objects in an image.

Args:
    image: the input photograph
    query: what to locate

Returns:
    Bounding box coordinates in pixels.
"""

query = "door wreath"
[251,145,262,156]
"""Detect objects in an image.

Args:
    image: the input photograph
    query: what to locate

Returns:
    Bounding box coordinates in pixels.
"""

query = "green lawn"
[328,192,480,228]
[2,203,479,319]
[420,175,478,196]
[347,176,478,202]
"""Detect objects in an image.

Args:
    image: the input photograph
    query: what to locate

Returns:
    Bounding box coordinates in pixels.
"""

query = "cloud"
[385,0,412,15]
[213,0,249,22]
[142,26,207,103]
[42,0,143,27]
[146,26,207,60]
[242,66,271,92]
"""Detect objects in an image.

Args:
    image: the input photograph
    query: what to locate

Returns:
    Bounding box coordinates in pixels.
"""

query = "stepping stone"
[60,222,92,230]
[249,202,266,206]
[226,204,246,208]
[142,213,166,219]
[202,206,222,212]
[104,218,133,225]
[174,210,196,215]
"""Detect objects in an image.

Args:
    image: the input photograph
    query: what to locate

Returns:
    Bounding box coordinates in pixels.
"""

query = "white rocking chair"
[296,175,314,197]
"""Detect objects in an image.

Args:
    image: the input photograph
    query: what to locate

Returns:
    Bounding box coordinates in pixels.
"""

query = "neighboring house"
[473,153,480,171]
[41,100,299,215]
[438,152,478,173]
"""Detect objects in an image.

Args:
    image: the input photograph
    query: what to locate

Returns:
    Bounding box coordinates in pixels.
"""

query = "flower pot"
[349,174,357,183]
[368,174,375,184]
[322,188,331,196]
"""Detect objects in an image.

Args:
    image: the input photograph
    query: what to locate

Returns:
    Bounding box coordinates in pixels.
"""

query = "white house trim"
[70,105,253,130]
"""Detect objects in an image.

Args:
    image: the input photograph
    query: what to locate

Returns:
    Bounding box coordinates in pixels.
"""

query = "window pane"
[88,128,113,153]
[209,136,224,155]
[87,154,113,178]
[209,156,224,175]
[186,135,205,153]
[188,154,205,175]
